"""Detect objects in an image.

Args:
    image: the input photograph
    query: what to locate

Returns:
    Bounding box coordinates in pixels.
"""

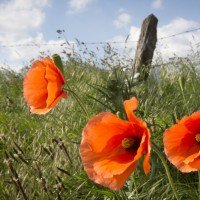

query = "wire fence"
[0,26,200,71]
[0,27,200,48]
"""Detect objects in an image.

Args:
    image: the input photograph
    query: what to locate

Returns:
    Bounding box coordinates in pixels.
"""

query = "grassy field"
[0,49,200,199]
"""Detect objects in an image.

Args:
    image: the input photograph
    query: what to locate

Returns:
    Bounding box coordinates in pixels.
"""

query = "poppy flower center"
[122,138,135,149]
[121,137,141,151]
[195,134,200,143]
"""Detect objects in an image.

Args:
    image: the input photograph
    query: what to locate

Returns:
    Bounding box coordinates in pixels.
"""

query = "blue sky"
[43,0,200,41]
[0,0,200,70]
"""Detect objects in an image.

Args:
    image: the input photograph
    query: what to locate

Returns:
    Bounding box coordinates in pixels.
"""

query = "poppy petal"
[164,111,200,172]
[44,57,65,84]
[95,163,137,191]
[123,97,138,121]
[23,61,47,108]
[23,57,66,114]
[184,111,200,134]
[30,106,51,115]
[82,112,131,153]
[123,97,147,128]
[93,146,137,178]
[48,91,67,108]
[143,151,151,174]
[81,136,138,190]
[188,157,200,169]
[45,63,66,107]
[81,97,151,190]
[31,91,67,115]
[177,163,196,173]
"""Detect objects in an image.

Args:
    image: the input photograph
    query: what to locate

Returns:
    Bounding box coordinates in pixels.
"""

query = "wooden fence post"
[133,14,158,79]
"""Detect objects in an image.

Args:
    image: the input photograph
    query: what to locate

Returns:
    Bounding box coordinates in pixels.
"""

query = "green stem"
[198,170,200,199]
[132,174,140,200]
[65,86,89,119]
[152,142,179,200]
[178,77,189,113]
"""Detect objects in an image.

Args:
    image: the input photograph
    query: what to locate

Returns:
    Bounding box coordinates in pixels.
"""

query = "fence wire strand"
[0,27,200,48]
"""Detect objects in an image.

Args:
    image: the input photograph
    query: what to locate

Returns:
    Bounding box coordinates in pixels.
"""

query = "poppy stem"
[198,170,200,199]
[132,174,140,200]
[65,86,89,119]
[152,142,180,200]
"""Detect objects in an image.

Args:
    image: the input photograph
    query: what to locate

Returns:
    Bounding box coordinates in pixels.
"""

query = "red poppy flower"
[23,57,67,114]
[80,97,151,190]
[164,111,200,172]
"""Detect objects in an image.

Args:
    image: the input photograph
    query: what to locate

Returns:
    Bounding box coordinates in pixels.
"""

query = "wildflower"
[80,97,151,190]
[23,57,66,114]
[164,111,200,172]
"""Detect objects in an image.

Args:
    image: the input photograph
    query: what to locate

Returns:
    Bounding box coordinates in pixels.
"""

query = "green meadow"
[0,47,200,199]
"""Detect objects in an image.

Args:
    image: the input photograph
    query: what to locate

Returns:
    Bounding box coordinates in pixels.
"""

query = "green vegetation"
[0,48,200,199]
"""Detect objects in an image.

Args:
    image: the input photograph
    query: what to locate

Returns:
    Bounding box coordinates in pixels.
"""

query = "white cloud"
[68,0,96,13]
[0,0,49,37]
[113,12,131,29]
[108,25,140,49]
[109,17,200,61]
[151,0,163,9]
[157,17,200,58]
[0,33,75,70]
[0,0,75,70]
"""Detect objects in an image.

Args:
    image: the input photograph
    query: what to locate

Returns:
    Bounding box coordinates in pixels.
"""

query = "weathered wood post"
[133,14,158,80]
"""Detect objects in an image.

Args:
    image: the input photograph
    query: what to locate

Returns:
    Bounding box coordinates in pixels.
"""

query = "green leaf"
[52,54,64,73]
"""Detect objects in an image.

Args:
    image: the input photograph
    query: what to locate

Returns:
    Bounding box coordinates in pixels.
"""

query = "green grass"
[0,51,200,199]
